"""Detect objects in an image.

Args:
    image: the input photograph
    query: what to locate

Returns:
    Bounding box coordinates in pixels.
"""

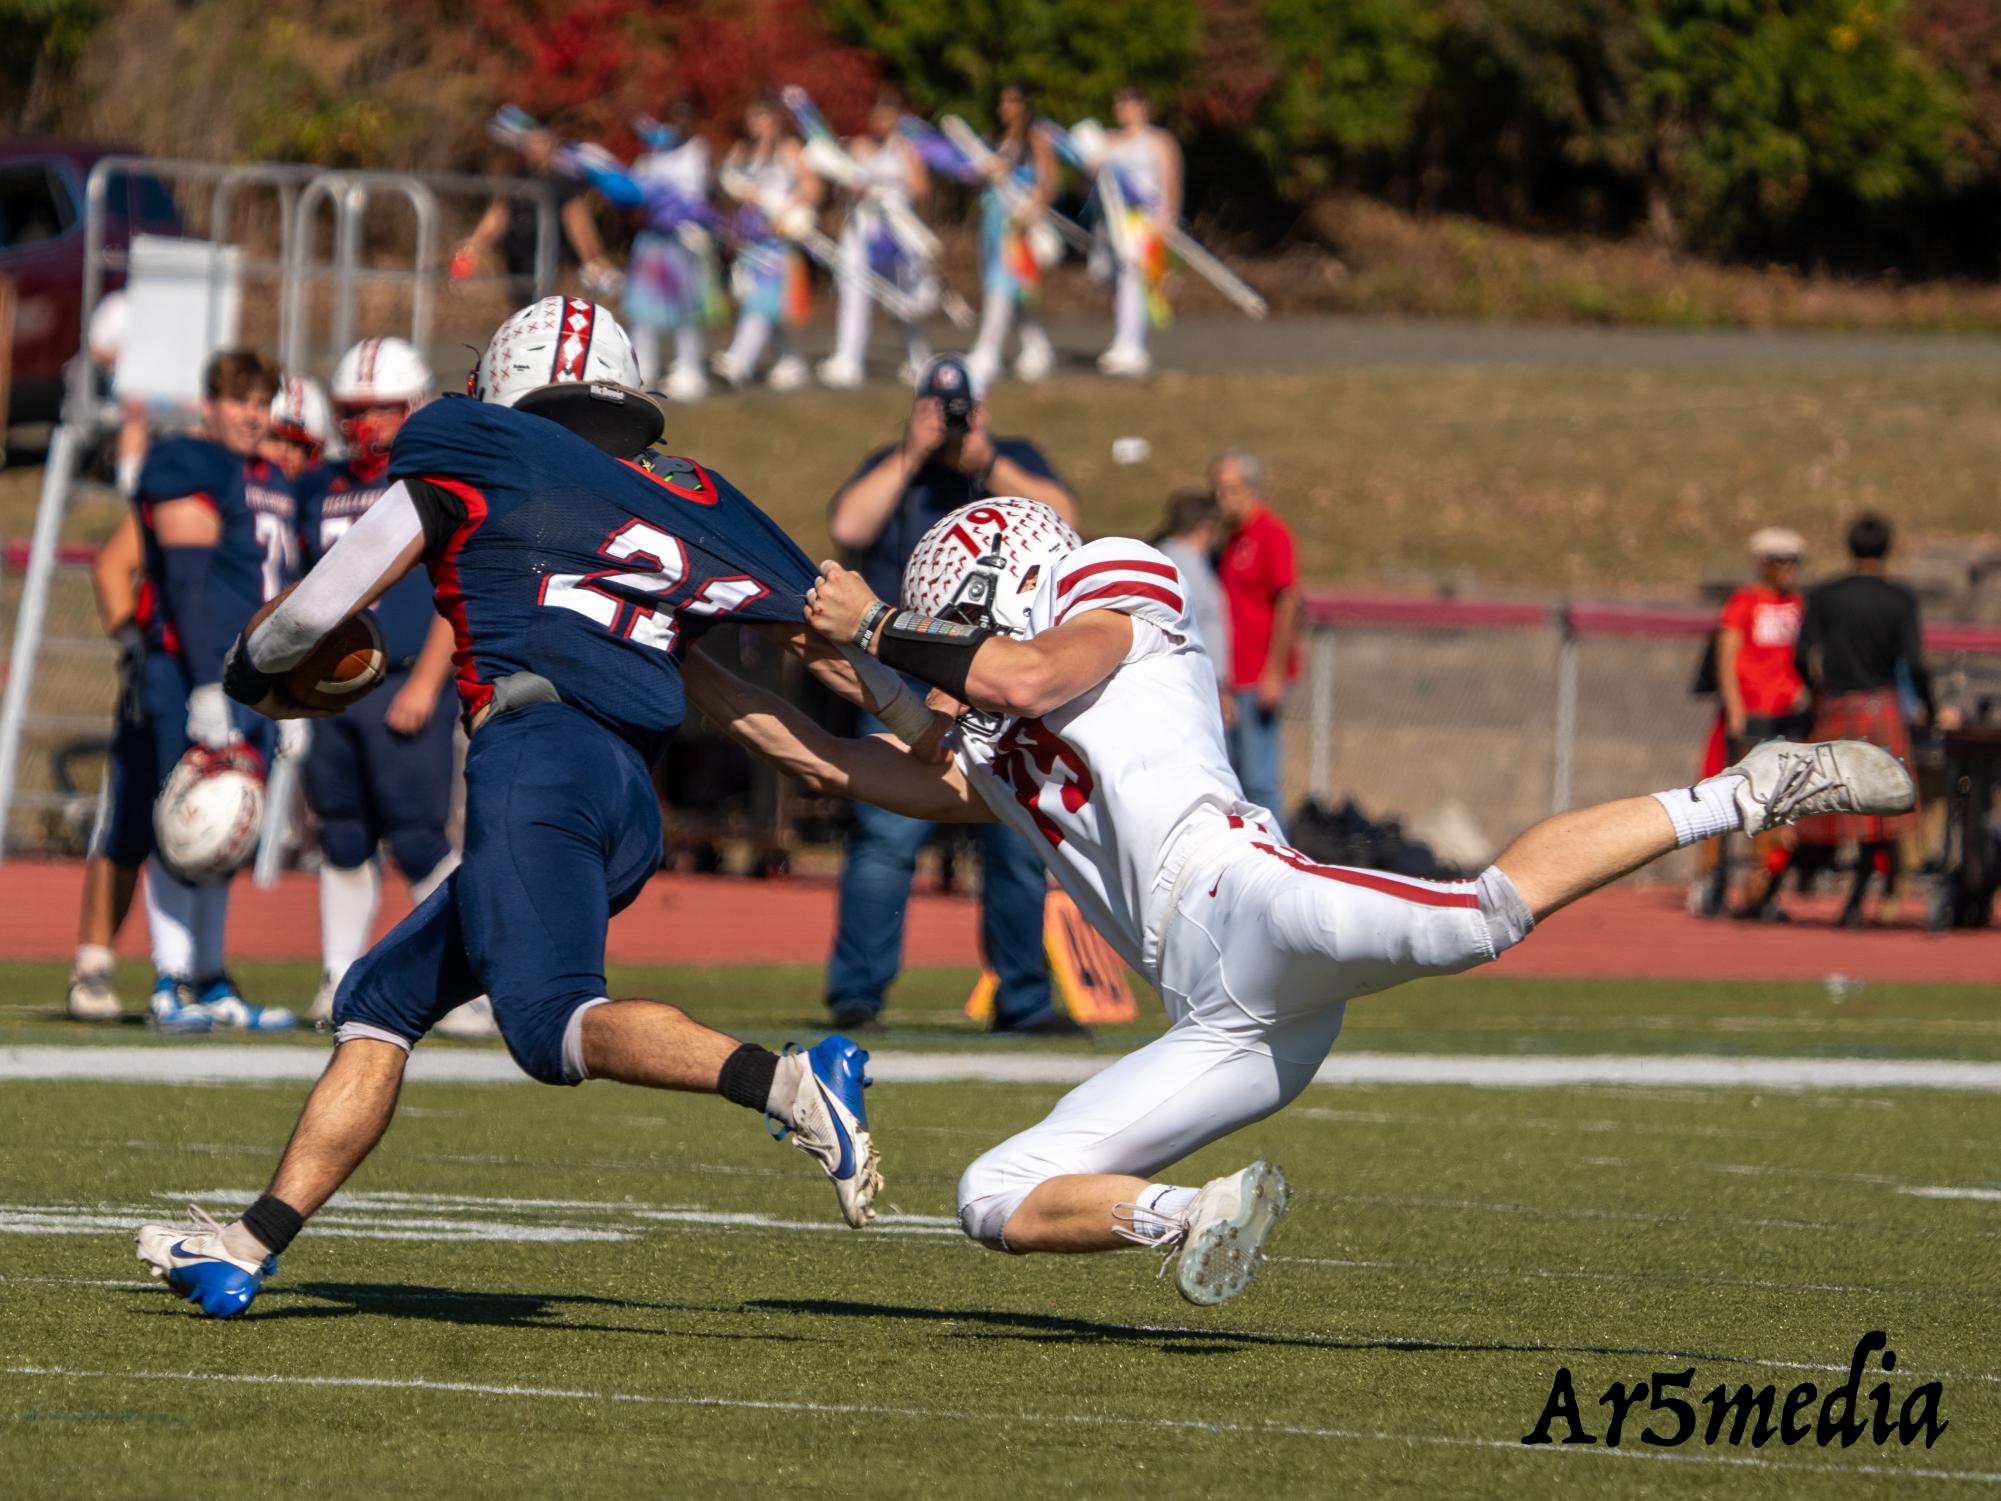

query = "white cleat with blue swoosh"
[134,1204,275,1318]
[768,1036,881,1228]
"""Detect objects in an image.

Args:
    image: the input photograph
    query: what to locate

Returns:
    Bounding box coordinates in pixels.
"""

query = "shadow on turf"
[131,1282,806,1340]
[749,1299,1767,1368]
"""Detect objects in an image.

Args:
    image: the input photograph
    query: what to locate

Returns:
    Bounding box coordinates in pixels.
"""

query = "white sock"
[220,1219,275,1264]
[319,861,381,987]
[1113,267,1148,352]
[74,942,116,978]
[833,267,870,369]
[1125,1182,1199,1241]
[673,326,704,377]
[144,858,196,978]
[631,325,662,388]
[192,883,230,979]
[725,314,771,373]
[1651,775,1744,848]
[970,292,1013,374]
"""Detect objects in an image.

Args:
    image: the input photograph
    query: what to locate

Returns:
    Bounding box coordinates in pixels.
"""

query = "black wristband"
[222,636,277,707]
[853,600,894,654]
[875,610,994,702]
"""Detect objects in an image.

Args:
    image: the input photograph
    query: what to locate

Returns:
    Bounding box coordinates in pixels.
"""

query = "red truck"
[2,142,182,426]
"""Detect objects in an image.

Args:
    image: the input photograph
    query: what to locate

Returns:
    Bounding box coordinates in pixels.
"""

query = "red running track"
[5,860,1997,983]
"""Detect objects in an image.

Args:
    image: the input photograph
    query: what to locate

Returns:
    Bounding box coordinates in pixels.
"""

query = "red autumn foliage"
[473,0,882,153]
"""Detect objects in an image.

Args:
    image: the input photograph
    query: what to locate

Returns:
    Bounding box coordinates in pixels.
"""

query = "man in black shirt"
[1793,514,1956,924]
[823,357,1080,1033]
[452,126,612,305]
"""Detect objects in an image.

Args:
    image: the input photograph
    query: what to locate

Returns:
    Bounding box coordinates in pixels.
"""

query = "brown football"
[283,612,388,711]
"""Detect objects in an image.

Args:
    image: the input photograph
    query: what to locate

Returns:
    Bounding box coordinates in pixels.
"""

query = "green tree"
[1244,0,1443,194]
[821,0,1200,129]
[2,0,104,129]
[1635,0,1969,251]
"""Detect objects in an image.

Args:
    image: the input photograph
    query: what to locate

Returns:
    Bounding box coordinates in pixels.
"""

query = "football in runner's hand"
[283,612,387,711]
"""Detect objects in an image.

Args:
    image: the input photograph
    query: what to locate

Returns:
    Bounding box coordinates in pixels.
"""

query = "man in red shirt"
[1212,449,1299,817]
[1697,527,1810,918]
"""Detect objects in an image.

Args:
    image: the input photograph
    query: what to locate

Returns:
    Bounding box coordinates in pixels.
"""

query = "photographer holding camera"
[827,356,1076,572]
[823,356,1080,1034]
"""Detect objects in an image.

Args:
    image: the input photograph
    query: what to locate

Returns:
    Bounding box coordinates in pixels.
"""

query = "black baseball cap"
[915,354,981,408]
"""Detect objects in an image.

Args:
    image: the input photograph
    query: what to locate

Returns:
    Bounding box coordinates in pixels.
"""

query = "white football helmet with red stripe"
[903,498,1083,638]
[472,297,640,406]
[267,374,331,456]
[330,337,431,457]
[471,297,660,456]
[153,746,266,885]
[331,336,431,407]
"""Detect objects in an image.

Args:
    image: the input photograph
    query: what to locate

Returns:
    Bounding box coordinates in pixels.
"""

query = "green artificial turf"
[0,964,1996,1498]
[2,960,1998,1061]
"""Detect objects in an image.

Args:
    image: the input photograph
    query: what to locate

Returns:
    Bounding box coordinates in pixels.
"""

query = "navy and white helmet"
[470,297,658,455]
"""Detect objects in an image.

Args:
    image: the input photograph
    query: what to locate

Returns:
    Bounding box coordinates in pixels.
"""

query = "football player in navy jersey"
[130,349,299,1035]
[293,339,482,1032]
[136,300,929,1315]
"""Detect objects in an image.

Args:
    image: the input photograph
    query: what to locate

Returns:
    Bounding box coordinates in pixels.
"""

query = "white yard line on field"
[5,1046,2001,1090]
[0,1364,1993,1484]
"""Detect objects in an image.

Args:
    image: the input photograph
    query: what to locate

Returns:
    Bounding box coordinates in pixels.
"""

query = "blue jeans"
[828,711,1052,1026]
[1226,689,1283,817]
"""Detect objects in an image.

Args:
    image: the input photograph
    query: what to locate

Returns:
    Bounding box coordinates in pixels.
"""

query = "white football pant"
[957,827,1534,1247]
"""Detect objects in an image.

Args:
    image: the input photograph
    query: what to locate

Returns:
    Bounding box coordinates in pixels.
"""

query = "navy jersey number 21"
[390,398,818,760]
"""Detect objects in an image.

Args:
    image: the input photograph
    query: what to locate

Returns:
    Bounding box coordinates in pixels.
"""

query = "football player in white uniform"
[684,496,1915,1307]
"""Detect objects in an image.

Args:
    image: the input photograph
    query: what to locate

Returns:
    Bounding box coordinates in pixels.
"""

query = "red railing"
[1303,589,2001,654]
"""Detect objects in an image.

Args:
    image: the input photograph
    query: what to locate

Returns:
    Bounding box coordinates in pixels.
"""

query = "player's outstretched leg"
[578,1002,881,1228]
[135,1037,408,1317]
[1495,738,1914,921]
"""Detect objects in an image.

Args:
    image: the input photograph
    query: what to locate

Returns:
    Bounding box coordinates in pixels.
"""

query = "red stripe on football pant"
[1057,581,1184,622]
[420,476,495,718]
[1251,842,1480,909]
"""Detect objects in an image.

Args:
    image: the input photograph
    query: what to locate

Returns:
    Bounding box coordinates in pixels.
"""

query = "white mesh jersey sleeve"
[1033,538,1192,646]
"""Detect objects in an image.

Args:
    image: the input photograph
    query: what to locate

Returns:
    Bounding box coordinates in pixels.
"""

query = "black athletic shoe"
[829,1005,885,1034]
[991,1011,1091,1039]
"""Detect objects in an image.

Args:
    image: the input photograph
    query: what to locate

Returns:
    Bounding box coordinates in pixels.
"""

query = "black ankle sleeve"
[241,1193,306,1255]
[717,1044,779,1113]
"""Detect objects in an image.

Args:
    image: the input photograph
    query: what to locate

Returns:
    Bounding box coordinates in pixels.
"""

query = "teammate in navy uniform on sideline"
[292,338,482,1032]
[136,299,909,1315]
[130,349,298,1034]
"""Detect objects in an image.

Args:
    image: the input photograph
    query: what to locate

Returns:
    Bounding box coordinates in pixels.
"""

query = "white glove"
[775,202,818,242]
[185,683,236,750]
[276,718,310,760]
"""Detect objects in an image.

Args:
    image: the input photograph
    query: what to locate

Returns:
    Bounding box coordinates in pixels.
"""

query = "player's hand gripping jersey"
[135,437,297,669]
[949,537,1274,980]
[389,399,818,757]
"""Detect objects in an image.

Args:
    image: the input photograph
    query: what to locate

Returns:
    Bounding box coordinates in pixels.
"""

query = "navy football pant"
[333,702,663,1085]
[92,656,157,866]
[301,667,455,879]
